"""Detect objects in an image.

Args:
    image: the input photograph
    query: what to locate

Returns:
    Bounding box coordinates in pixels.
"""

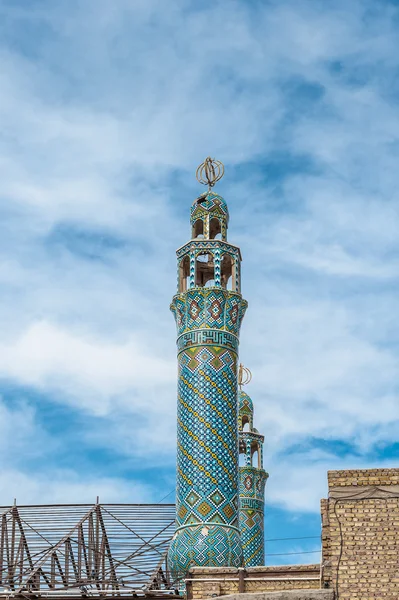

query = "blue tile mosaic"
[168,186,267,576]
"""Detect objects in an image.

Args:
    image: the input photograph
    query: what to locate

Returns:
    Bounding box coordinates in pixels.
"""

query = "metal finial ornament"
[238,364,252,389]
[196,157,225,190]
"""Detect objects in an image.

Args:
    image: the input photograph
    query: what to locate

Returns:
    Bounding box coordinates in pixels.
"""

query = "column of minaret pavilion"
[168,158,266,575]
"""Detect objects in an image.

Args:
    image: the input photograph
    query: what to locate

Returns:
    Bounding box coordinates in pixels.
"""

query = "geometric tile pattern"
[177,329,238,354]
[171,288,248,338]
[168,522,243,576]
[239,467,268,567]
[176,239,241,260]
[175,244,242,293]
[168,189,247,575]
[190,191,229,220]
[190,191,229,241]
[168,339,244,573]
[238,390,254,431]
[238,388,268,567]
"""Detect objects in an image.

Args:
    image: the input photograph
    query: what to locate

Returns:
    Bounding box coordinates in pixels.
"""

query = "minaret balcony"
[239,430,265,444]
[176,239,242,261]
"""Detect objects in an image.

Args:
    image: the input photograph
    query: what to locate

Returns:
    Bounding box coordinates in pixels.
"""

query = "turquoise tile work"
[168,188,247,576]
[238,389,268,566]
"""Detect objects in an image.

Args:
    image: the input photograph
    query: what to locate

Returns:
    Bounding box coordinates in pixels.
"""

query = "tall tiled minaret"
[168,158,247,576]
[238,366,268,566]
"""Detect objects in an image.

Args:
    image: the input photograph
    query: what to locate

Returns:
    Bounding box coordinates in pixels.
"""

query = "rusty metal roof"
[0,503,177,598]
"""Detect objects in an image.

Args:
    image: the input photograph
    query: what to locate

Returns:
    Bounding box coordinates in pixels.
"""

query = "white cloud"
[0,320,175,415]
[0,469,152,506]
[266,452,399,514]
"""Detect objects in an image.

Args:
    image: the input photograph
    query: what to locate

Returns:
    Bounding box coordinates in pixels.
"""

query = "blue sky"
[0,0,398,565]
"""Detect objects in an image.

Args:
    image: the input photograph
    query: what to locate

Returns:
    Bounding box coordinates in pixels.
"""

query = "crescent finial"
[196,157,224,191]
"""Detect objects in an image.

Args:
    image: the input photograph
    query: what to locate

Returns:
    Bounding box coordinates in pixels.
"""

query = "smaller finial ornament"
[238,364,252,389]
[196,157,225,190]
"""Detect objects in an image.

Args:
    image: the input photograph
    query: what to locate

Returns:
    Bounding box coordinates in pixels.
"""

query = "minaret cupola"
[177,159,241,296]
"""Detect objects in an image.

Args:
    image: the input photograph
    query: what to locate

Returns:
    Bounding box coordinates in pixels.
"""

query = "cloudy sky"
[0,0,398,564]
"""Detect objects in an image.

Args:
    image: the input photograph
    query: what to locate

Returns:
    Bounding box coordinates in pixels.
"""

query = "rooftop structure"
[0,503,177,598]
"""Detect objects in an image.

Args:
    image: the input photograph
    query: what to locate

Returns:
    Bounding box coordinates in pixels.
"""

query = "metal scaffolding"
[0,503,178,598]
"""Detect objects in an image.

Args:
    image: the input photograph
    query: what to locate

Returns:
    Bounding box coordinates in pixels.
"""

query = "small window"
[210,217,222,240]
[179,256,190,292]
[192,219,204,239]
[221,254,234,290]
[242,416,250,432]
[195,252,215,287]
[251,444,260,469]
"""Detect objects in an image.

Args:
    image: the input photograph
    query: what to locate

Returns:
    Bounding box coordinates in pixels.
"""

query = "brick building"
[321,468,399,599]
[188,467,399,600]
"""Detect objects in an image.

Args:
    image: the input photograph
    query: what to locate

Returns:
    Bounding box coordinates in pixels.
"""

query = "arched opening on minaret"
[210,217,222,240]
[179,256,190,293]
[195,252,215,287]
[192,219,204,239]
[251,443,261,469]
[221,254,234,290]
[239,452,246,467]
[242,416,250,432]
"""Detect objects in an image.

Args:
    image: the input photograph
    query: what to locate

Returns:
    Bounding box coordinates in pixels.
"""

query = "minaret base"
[168,523,243,576]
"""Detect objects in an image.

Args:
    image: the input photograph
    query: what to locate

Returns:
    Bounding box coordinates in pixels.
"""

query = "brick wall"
[187,468,399,599]
[321,468,399,599]
[187,564,321,598]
